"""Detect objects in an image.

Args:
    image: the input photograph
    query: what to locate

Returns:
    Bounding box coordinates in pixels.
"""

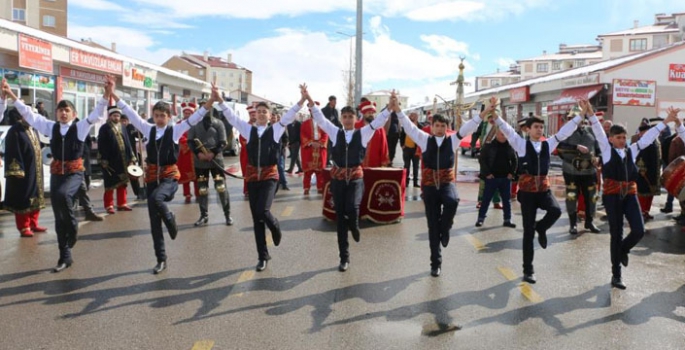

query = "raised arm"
[76,97,108,141]
[630,122,666,159]
[397,111,429,150]
[360,109,392,147]
[311,105,340,139]
[451,113,483,153]
[2,80,54,136]
[0,96,6,123]
[271,102,304,143]
[494,117,526,155]
[547,115,582,152]
[172,105,209,142]
[589,115,611,164]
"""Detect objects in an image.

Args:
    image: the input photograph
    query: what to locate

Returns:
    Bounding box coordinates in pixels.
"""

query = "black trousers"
[147,179,178,263]
[287,142,302,172]
[604,193,644,278]
[402,148,420,185]
[195,167,230,217]
[563,173,598,223]
[51,172,84,263]
[247,180,279,261]
[517,190,562,275]
[387,133,400,164]
[422,183,459,269]
[331,178,364,263]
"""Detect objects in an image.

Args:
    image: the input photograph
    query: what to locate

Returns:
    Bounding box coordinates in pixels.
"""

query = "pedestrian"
[634,119,663,221]
[36,101,49,118]
[2,77,109,273]
[475,127,517,228]
[188,105,234,227]
[400,111,421,188]
[322,95,339,166]
[476,115,502,210]
[216,84,307,272]
[98,106,136,214]
[587,101,680,289]
[301,107,328,195]
[384,108,401,165]
[110,77,213,274]
[493,97,581,284]
[286,113,303,174]
[307,89,391,271]
[397,102,484,277]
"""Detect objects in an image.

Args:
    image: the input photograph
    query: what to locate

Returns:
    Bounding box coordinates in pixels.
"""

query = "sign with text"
[70,48,122,75]
[60,67,107,84]
[122,62,157,91]
[509,86,530,103]
[612,79,656,106]
[669,64,685,82]
[18,34,53,73]
[2,69,54,89]
[562,74,599,88]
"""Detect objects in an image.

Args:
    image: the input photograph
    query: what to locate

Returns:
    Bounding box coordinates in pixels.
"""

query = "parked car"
[0,125,52,203]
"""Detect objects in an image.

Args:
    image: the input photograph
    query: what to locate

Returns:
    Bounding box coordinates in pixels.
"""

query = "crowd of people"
[1,77,683,290]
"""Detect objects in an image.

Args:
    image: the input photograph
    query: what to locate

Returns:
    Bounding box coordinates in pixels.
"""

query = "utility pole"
[354,0,363,105]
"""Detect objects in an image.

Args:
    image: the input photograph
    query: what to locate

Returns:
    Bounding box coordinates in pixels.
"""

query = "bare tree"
[342,70,355,107]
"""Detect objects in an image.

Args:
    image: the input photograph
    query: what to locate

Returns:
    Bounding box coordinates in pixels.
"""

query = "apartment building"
[0,0,68,37]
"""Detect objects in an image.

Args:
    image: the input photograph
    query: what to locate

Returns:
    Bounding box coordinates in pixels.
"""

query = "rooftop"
[518,51,603,62]
[186,54,252,72]
[598,24,680,37]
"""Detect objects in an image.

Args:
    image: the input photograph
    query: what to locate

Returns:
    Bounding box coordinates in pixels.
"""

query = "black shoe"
[256,259,268,272]
[282,185,290,191]
[225,216,234,226]
[431,267,441,277]
[194,216,209,227]
[153,261,167,274]
[569,226,578,235]
[620,251,629,267]
[67,233,78,249]
[440,231,450,248]
[585,222,601,233]
[339,261,350,272]
[85,210,104,222]
[164,213,178,240]
[350,226,361,243]
[673,213,684,221]
[475,220,483,227]
[52,260,72,273]
[535,222,548,249]
[523,273,537,284]
[503,221,516,228]
[661,207,673,214]
[611,276,627,289]
[272,228,282,246]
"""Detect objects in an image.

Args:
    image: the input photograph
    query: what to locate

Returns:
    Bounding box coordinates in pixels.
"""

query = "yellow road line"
[233,270,256,298]
[463,235,486,251]
[281,206,294,217]
[519,283,544,303]
[191,340,215,350]
[497,266,518,281]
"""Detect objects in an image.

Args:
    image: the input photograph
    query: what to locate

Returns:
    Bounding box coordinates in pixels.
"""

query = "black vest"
[247,126,279,166]
[422,136,454,170]
[332,129,365,167]
[50,123,84,161]
[520,140,550,175]
[602,148,638,181]
[146,127,179,166]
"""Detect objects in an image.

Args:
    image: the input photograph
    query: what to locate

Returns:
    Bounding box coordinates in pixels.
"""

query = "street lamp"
[354,0,363,106]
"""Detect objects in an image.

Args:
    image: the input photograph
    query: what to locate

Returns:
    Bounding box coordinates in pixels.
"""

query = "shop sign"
[612,79,656,107]
[70,48,123,75]
[509,86,530,103]
[2,68,54,89]
[18,34,53,73]
[122,62,157,91]
[668,64,685,82]
[60,67,108,84]
[562,74,599,88]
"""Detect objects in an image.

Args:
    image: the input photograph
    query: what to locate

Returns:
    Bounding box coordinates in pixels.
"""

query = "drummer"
[586,101,679,289]
[397,103,485,277]
[307,89,391,272]
[98,106,137,214]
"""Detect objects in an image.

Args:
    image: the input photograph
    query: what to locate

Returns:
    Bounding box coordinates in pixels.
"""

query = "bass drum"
[661,155,685,201]
[41,147,53,165]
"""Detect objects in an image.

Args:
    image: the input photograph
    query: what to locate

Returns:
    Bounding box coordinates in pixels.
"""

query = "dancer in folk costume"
[355,101,390,167]
[98,106,136,214]
[178,102,199,203]
[300,104,329,195]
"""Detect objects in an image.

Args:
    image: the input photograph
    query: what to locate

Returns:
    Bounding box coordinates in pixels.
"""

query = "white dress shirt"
[497,115,581,157]
[397,112,482,152]
[311,106,391,147]
[0,97,6,123]
[589,115,668,163]
[218,102,302,143]
[15,98,108,141]
[117,100,207,143]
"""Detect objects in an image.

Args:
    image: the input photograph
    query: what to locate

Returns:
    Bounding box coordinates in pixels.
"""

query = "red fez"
[181,102,197,113]
[359,101,376,114]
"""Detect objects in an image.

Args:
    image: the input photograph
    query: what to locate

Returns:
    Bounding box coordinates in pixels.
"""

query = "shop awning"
[547,84,604,114]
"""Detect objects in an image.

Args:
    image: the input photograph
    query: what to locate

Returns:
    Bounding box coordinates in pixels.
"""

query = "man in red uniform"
[178,102,198,203]
[356,101,390,167]
[300,105,328,195]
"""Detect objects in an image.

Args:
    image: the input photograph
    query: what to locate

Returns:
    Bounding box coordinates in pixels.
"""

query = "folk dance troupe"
[2,77,685,290]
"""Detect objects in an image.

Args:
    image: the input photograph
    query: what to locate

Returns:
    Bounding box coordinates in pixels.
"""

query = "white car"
[0,125,52,202]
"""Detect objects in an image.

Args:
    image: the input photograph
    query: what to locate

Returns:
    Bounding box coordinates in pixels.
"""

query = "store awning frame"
[547,84,604,114]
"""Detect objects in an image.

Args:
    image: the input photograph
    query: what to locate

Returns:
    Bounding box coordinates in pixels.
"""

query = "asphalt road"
[0,154,683,350]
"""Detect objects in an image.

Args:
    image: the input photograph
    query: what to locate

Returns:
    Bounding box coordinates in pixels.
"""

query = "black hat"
[108,106,123,116]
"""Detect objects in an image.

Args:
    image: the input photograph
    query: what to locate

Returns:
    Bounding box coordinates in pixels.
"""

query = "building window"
[43,15,56,27]
[481,79,489,88]
[610,39,623,52]
[574,60,585,67]
[12,8,26,21]
[491,79,500,87]
[552,61,561,70]
[198,70,204,76]
[629,38,648,51]
[536,63,549,73]
[653,35,668,48]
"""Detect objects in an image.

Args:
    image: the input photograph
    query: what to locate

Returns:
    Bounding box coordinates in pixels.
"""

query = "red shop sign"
[669,64,685,82]
[70,48,122,75]
[509,86,530,103]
